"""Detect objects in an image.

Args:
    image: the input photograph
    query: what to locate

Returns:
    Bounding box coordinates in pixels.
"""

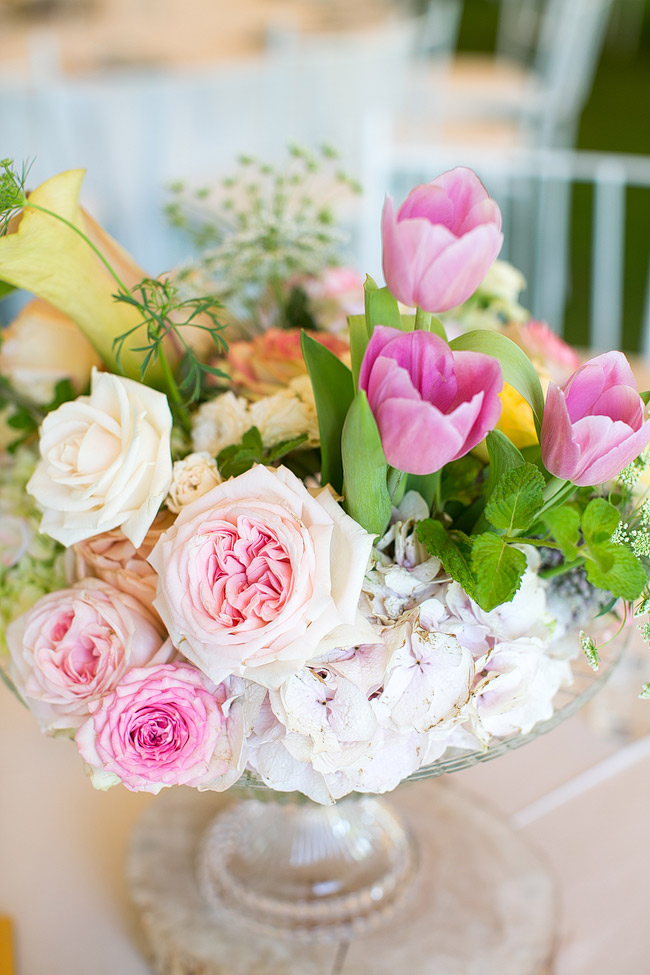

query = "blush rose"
[6,578,170,732]
[149,465,374,688]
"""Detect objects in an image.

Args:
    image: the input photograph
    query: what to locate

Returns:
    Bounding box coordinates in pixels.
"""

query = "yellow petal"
[0,170,161,384]
[497,383,539,448]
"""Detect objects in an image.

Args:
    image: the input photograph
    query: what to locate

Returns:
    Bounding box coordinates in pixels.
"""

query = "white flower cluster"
[191,376,319,457]
[243,495,573,803]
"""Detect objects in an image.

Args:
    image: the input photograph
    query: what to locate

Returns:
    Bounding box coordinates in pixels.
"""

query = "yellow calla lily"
[0,169,163,384]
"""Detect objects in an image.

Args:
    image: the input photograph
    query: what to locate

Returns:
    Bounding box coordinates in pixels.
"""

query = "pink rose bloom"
[381,168,503,312]
[6,578,170,732]
[75,663,256,793]
[149,465,374,688]
[73,510,175,613]
[541,351,650,486]
[359,326,503,475]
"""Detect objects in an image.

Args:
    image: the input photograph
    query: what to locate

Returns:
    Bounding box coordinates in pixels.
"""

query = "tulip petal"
[434,167,494,232]
[593,384,644,426]
[413,224,504,312]
[571,417,650,486]
[397,184,454,225]
[374,398,466,474]
[540,383,582,479]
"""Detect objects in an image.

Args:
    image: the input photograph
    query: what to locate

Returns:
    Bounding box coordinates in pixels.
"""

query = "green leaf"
[470,533,527,611]
[416,519,476,598]
[485,462,545,534]
[216,426,264,478]
[348,314,369,390]
[406,471,440,511]
[542,505,581,561]
[582,497,621,548]
[485,430,525,498]
[449,330,545,434]
[265,433,308,462]
[440,455,483,506]
[585,542,646,600]
[0,279,15,300]
[364,276,402,332]
[301,330,354,493]
[341,390,391,536]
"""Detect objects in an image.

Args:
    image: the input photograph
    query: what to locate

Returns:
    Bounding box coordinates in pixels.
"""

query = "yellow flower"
[497,382,539,448]
[0,170,162,383]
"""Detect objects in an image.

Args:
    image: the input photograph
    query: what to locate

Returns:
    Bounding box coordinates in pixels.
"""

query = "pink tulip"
[359,326,503,475]
[381,168,504,313]
[541,352,650,485]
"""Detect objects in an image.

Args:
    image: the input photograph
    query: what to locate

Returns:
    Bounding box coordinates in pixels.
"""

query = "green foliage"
[301,331,354,493]
[416,519,476,598]
[485,463,545,534]
[542,505,581,561]
[363,275,402,332]
[113,277,227,406]
[341,390,391,537]
[470,533,527,611]
[0,158,31,236]
[216,426,307,479]
[449,330,545,433]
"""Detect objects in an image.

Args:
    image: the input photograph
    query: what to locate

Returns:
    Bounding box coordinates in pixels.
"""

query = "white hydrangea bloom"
[191,391,251,456]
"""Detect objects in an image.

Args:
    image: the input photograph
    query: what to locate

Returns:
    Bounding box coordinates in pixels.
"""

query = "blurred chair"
[359,141,650,353]
[442,0,615,149]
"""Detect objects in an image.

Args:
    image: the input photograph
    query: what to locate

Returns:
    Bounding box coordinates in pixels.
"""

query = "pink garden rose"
[359,326,503,475]
[541,351,650,486]
[149,465,374,688]
[75,663,257,794]
[381,168,503,312]
[6,579,170,732]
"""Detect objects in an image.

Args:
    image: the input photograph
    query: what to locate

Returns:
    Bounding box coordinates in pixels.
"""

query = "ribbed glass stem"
[197,794,417,942]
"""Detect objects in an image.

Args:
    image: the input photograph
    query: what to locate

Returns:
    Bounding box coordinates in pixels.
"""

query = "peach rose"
[27,369,172,547]
[149,465,374,688]
[223,328,349,398]
[73,510,175,612]
[0,299,103,404]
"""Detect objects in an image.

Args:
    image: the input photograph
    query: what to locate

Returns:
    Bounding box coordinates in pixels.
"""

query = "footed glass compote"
[126,629,622,975]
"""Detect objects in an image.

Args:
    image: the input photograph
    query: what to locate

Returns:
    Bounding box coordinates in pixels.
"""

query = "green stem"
[539,556,585,579]
[158,346,191,433]
[386,466,406,502]
[25,200,129,294]
[414,306,432,331]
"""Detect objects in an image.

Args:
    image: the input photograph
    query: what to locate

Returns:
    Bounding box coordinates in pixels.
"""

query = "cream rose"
[27,369,172,547]
[167,452,222,513]
[149,465,374,688]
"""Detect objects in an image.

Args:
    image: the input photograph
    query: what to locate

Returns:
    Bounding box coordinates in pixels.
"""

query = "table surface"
[1,629,650,975]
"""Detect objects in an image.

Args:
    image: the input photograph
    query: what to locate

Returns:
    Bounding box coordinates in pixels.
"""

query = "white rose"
[167,452,222,513]
[27,369,172,547]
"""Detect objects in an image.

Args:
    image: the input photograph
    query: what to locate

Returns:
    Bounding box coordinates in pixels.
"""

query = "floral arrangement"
[1,158,649,805]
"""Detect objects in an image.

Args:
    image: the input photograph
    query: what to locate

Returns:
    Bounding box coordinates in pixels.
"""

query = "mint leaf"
[582,497,620,547]
[585,541,646,600]
[470,533,527,611]
[416,519,476,599]
[485,462,545,534]
[266,433,308,462]
[485,429,525,499]
[216,426,264,478]
[542,505,581,561]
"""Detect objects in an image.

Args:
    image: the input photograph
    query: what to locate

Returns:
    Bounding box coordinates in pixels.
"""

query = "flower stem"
[386,467,406,502]
[414,307,432,331]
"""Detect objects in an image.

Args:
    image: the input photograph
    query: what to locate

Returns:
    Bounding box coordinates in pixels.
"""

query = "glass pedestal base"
[126,780,556,975]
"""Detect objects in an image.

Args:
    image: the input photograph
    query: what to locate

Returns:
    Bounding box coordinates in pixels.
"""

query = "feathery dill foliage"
[0,158,31,235]
[112,277,228,405]
[165,145,361,327]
